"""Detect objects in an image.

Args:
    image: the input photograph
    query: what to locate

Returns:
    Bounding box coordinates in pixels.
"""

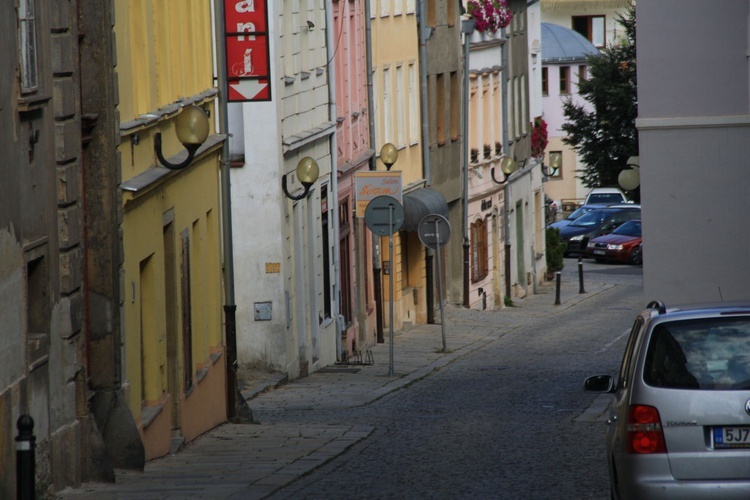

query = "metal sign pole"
[363,195,404,377]
[388,204,395,376]
[434,219,447,352]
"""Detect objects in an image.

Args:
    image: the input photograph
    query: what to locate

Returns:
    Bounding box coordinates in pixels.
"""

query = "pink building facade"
[332,0,375,358]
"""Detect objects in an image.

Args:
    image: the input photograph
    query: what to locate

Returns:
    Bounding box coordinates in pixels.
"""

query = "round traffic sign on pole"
[364,195,405,236]
[417,214,451,249]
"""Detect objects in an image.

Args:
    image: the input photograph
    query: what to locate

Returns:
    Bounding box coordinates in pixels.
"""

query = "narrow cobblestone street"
[59,261,643,499]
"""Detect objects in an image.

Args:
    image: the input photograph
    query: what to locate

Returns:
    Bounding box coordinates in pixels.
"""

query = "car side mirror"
[584,374,615,393]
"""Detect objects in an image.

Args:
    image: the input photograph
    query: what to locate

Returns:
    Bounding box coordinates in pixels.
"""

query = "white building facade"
[230,1,338,379]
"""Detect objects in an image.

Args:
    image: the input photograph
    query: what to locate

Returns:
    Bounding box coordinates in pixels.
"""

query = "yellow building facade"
[370,1,428,328]
[114,1,226,460]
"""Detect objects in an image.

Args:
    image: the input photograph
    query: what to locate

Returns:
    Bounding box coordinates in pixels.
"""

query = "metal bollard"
[555,272,561,305]
[16,414,35,500]
[578,257,586,294]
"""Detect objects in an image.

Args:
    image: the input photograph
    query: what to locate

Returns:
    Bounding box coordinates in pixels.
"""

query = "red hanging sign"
[224,0,271,102]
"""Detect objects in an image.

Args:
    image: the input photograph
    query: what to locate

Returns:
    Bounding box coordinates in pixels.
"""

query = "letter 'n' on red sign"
[224,0,271,102]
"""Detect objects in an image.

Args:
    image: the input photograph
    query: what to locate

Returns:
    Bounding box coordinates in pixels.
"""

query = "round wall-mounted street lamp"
[491,156,517,185]
[155,105,210,170]
[380,143,398,171]
[282,156,320,200]
[618,155,640,191]
[542,152,562,177]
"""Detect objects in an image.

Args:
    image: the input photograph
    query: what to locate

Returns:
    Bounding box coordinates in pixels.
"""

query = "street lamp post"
[461,16,475,309]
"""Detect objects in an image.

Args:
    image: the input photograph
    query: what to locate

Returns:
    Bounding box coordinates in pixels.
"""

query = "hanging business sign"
[354,171,403,216]
[224,0,271,102]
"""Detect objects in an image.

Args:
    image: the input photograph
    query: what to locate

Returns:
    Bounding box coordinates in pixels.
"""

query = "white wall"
[637,0,750,304]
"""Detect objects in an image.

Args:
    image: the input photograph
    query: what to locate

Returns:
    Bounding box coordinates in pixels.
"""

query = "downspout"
[213,0,248,422]
[325,0,342,361]
[365,0,384,343]
[502,26,512,300]
[418,0,436,323]
[418,0,431,185]
[461,18,474,308]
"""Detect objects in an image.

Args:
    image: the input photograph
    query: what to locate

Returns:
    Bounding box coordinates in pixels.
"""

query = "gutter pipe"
[213,0,246,421]
[417,0,436,323]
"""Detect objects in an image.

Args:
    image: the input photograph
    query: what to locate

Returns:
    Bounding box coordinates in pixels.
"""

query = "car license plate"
[714,427,750,449]
[593,249,606,256]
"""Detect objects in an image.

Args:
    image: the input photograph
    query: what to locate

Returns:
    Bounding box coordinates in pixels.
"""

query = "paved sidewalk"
[57,276,611,499]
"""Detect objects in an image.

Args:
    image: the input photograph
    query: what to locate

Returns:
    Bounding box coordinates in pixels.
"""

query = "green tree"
[561,4,638,199]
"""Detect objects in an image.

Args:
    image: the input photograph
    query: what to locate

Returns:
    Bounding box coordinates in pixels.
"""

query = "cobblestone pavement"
[58,264,643,499]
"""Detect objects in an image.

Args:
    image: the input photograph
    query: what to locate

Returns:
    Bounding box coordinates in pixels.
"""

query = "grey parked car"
[585,301,750,499]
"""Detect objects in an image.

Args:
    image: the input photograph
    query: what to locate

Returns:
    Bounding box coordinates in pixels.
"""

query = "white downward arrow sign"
[229,80,269,101]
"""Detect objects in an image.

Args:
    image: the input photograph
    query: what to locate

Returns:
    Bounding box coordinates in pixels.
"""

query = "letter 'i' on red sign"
[224,0,272,102]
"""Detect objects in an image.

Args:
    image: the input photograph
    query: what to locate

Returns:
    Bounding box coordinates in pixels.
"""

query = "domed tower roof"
[541,23,599,64]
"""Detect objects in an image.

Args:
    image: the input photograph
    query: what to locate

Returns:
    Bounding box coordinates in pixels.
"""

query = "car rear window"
[644,317,750,390]
[588,194,624,204]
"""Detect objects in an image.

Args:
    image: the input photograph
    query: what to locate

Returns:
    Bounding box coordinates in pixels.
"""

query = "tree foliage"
[561,4,638,193]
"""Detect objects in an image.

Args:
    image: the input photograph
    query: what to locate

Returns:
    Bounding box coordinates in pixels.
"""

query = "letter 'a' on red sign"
[224,0,272,102]
[225,0,267,31]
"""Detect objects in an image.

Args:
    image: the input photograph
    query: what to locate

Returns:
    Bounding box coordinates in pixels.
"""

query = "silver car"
[585,301,750,498]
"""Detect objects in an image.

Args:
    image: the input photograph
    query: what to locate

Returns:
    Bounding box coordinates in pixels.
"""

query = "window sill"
[18,94,51,113]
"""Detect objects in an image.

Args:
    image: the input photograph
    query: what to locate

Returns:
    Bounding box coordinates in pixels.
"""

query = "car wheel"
[628,245,642,265]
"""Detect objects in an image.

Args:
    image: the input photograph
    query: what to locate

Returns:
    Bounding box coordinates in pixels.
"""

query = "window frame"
[470,218,489,283]
[559,66,570,95]
[19,0,39,93]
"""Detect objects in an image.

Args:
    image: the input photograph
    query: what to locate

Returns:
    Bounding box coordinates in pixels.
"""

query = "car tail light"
[626,405,667,454]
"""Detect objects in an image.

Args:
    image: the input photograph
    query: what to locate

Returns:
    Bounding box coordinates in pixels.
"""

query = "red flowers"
[467,0,513,34]
[530,117,548,160]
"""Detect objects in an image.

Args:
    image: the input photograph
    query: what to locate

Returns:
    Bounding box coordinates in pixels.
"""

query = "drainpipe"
[365,0,384,343]
[418,0,436,322]
[418,0,431,185]
[502,26,512,300]
[461,18,474,308]
[325,1,342,361]
[213,0,247,422]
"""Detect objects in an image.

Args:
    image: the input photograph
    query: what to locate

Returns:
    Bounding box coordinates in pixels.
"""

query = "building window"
[408,63,419,143]
[471,219,489,282]
[427,0,436,27]
[180,231,193,393]
[397,65,406,146]
[572,15,605,48]
[373,68,381,146]
[339,198,352,324]
[383,67,393,143]
[406,0,416,14]
[19,0,39,92]
[436,73,445,145]
[559,66,570,95]
[381,0,390,17]
[321,185,332,320]
[521,74,528,136]
[450,71,459,141]
[542,67,548,96]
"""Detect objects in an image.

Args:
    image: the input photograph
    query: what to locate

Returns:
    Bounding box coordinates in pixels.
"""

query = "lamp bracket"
[155,133,198,170]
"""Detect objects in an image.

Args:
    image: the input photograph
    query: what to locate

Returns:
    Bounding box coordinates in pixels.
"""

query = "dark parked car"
[586,219,642,264]
[585,301,750,498]
[547,204,606,231]
[559,206,641,256]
